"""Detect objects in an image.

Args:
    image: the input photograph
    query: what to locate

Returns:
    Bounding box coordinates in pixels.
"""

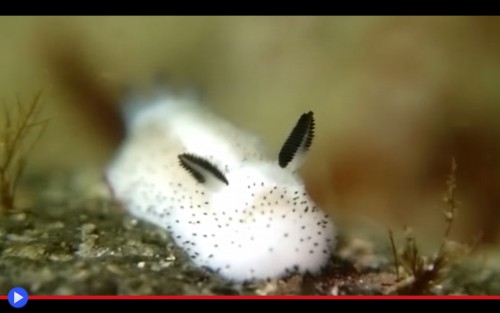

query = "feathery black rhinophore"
[179,153,229,185]
[278,111,315,168]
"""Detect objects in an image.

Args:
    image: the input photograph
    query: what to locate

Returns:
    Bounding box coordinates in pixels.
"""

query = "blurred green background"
[1,16,500,246]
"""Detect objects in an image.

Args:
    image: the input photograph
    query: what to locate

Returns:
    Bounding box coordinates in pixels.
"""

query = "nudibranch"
[105,81,336,282]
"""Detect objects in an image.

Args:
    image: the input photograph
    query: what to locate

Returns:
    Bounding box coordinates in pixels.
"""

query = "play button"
[14,292,24,303]
[8,287,28,308]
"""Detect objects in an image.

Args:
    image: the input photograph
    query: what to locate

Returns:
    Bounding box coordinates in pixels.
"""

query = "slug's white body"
[105,87,336,282]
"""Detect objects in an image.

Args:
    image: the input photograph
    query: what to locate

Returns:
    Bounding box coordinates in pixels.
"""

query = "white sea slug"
[105,81,337,282]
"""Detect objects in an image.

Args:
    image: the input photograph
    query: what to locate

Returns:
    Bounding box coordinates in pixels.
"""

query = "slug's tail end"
[118,85,146,128]
[117,72,169,126]
[118,73,205,130]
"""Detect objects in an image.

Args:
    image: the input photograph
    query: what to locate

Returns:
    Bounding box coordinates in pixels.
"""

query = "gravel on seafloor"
[0,172,499,295]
